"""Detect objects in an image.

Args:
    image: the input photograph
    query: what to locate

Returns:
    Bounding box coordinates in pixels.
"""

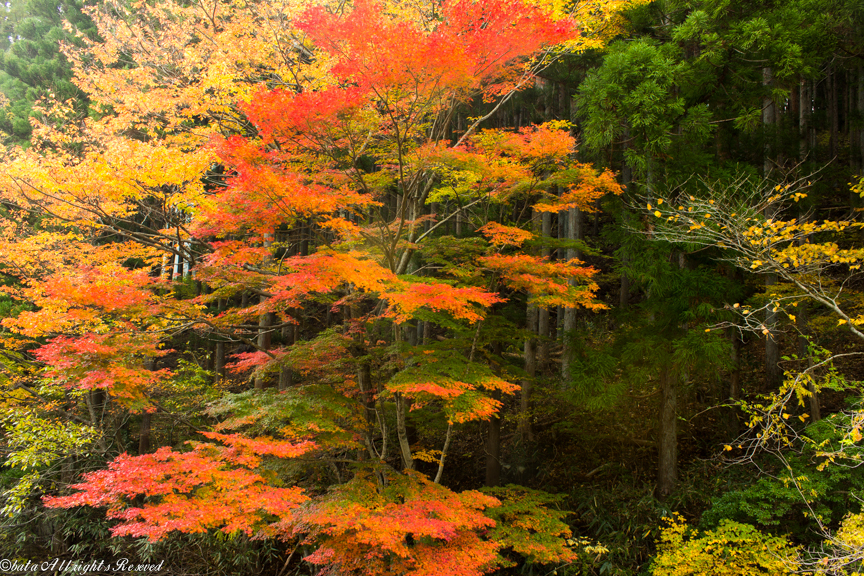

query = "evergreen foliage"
[0,0,96,144]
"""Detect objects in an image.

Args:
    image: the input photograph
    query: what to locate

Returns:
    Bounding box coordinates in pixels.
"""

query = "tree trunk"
[521,210,541,437]
[619,138,632,312]
[485,392,502,487]
[727,328,741,439]
[215,299,226,381]
[279,324,298,390]
[521,304,537,443]
[858,69,864,176]
[619,254,630,310]
[762,68,781,388]
[395,393,414,470]
[138,412,152,454]
[279,319,295,391]
[794,214,821,422]
[557,189,566,340]
[800,77,811,161]
[254,301,272,390]
[561,207,581,381]
[278,365,293,391]
[764,276,781,389]
[829,65,839,159]
[796,303,821,421]
[538,211,552,369]
[763,67,775,175]
[763,210,781,388]
[656,364,677,500]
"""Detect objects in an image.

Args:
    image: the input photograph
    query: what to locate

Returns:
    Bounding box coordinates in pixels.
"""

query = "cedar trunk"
[656,364,677,500]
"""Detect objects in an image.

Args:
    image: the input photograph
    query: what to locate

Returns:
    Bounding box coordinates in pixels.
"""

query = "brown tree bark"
[857,69,864,175]
[797,302,821,422]
[279,317,296,391]
[520,211,540,440]
[538,211,552,368]
[727,328,741,439]
[254,302,273,390]
[656,364,677,500]
[395,392,414,470]
[799,77,811,161]
[138,412,152,454]
[762,67,781,388]
[521,304,538,443]
[561,207,582,380]
[796,217,821,421]
[485,391,502,487]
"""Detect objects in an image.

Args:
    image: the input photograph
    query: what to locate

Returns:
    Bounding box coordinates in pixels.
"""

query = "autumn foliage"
[0,0,628,572]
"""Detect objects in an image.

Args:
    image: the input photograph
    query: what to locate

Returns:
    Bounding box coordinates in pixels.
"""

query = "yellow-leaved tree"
[651,514,798,576]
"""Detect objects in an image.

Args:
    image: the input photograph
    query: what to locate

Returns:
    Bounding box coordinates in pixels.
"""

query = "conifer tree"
[0,0,96,144]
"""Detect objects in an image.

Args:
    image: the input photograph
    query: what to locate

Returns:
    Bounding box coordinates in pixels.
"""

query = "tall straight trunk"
[557,188,566,340]
[255,233,274,390]
[215,299,226,381]
[254,301,273,390]
[763,67,775,175]
[182,241,191,278]
[137,357,158,454]
[845,69,851,142]
[520,211,540,439]
[858,69,864,175]
[278,363,293,391]
[215,339,225,379]
[762,68,781,388]
[763,209,781,389]
[797,303,821,421]
[800,77,811,161]
[486,388,502,487]
[829,65,839,159]
[796,219,821,421]
[558,82,569,120]
[727,328,741,439]
[428,203,438,233]
[348,302,378,460]
[395,393,414,470]
[620,137,632,312]
[537,211,552,368]
[300,220,309,256]
[520,306,537,443]
[91,389,106,426]
[561,207,582,381]
[619,255,630,309]
[138,412,151,454]
[764,276,781,388]
[172,247,181,281]
[391,317,414,469]
[279,317,296,391]
[656,363,677,500]
[790,75,799,127]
